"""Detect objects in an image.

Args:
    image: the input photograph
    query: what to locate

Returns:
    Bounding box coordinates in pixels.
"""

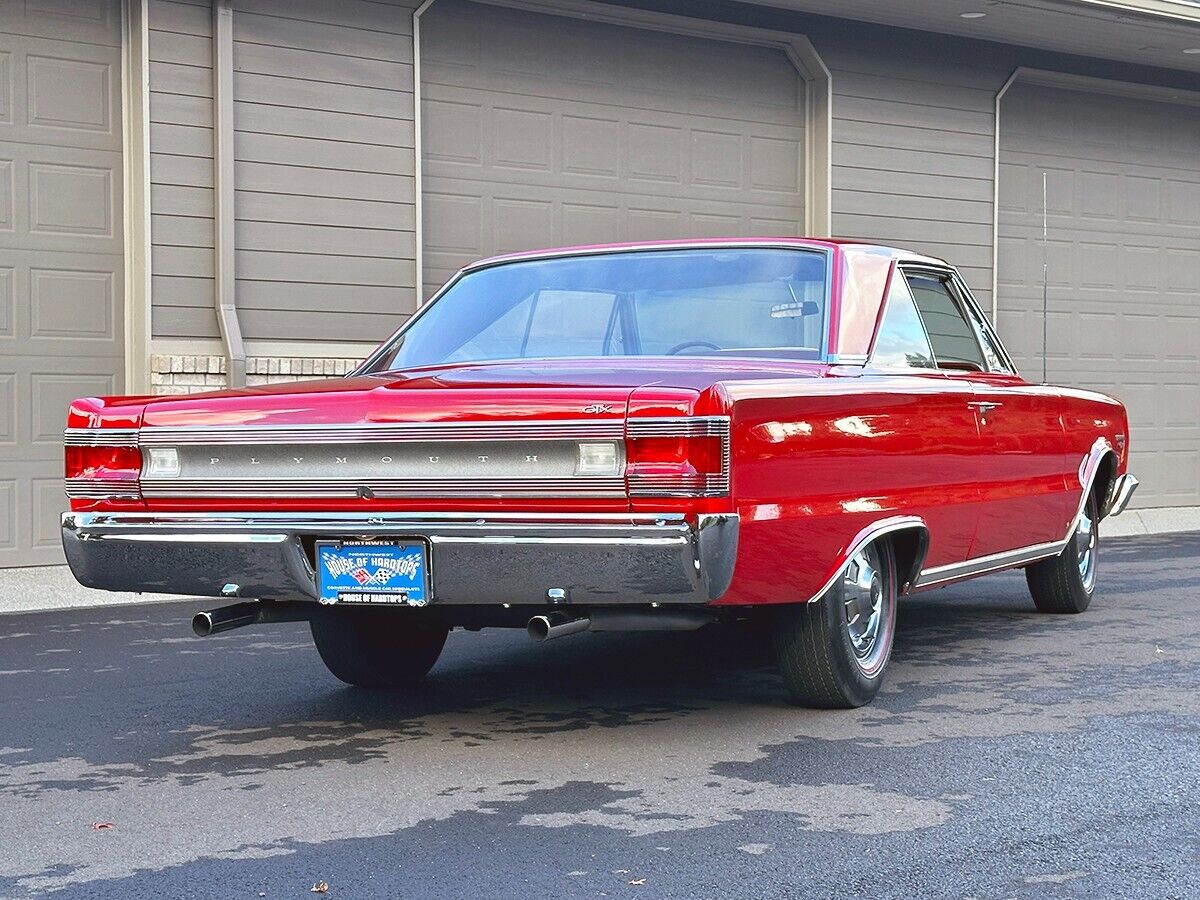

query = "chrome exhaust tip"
[527,614,591,642]
[191,601,261,637]
[192,600,312,637]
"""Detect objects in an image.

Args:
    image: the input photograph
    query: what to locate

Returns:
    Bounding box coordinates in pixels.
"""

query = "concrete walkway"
[0,565,186,616]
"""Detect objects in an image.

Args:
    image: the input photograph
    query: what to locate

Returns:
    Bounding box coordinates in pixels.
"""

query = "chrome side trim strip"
[64,428,140,447]
[914,540,1063,590]
[137,419,626,446]
[806,516,929,603]
[65,510,689,526]
[64,480,141,501]
[627,416,729,437]
[138,476,626,499]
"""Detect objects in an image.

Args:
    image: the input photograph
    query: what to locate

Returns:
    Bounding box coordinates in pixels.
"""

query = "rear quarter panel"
[718,372,982,606]
[1057,386,1130,504]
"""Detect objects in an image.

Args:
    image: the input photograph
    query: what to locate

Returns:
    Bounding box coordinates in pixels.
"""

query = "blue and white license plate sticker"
[316,540,429,606]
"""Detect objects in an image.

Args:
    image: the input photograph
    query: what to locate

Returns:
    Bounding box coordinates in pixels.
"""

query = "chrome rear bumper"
[61,511,738,606]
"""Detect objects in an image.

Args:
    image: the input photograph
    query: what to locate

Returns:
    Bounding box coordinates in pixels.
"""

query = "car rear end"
[61,378,740,614]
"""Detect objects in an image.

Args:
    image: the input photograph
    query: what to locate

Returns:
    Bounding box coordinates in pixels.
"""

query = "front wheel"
[771,539,898,708]
[310,608,448,688]
[1025,492,1099,614]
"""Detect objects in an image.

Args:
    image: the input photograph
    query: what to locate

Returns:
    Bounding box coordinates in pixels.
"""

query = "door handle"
[968,400,1002,423]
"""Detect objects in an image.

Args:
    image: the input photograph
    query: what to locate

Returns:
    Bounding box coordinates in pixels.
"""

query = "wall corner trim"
[213,0,246,387]
[121,0,152,393]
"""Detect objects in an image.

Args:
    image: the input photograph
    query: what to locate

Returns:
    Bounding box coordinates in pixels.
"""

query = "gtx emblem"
[582,403,612,414]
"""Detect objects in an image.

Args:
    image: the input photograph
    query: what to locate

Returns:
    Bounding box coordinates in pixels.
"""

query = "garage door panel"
[0,34,121,154]
[998,83,1200,508]
[0,0,123,565]
[0,249,125,359]
[425,8,799,127]
[0,145,123,255]
[422,0,806,295]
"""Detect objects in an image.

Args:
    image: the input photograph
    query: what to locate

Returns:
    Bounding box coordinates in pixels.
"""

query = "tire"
[771,539,898,709]
[310,608,449,688]
[1026,492,1099,614]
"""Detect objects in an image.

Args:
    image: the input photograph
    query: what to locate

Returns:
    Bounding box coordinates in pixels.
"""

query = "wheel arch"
[1078,437,1121,522]
[807,516,929,603]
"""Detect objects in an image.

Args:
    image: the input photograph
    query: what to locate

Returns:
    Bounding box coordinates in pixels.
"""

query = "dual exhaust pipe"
[526,608,715,642]
[193,602,713,641]
[191,600,309,637]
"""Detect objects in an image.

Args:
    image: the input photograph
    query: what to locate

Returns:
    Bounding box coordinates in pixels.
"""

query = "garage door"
[420,0,806,296]
[0,1,125,566]
[998,82,1200,509]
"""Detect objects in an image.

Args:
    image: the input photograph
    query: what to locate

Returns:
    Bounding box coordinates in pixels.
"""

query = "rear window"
[366,248,831,371]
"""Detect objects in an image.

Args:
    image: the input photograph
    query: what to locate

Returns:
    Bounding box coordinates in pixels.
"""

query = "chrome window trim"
[353,243,836,376]
[865,263,937,371]
[897,263,1002,375]
[947,270,1018,375]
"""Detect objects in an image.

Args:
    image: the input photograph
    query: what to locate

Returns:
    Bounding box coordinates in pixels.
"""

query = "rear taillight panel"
[64,431,142,502]
[625,417,730,498]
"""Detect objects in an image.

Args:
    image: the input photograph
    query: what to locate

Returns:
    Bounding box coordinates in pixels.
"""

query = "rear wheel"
[1026,492,1099,614]
[310,608,448,688]
[771,539,898,709]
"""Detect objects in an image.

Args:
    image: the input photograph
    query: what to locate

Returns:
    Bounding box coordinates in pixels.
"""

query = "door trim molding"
[120,0,152,393]
[412,0,832,305]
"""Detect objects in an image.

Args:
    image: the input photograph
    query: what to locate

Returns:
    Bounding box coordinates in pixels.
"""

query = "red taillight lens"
[65,445,142,482]
[626,436,723,474]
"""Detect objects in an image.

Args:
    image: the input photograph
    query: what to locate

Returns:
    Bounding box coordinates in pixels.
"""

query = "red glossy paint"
[66,239,1131,606]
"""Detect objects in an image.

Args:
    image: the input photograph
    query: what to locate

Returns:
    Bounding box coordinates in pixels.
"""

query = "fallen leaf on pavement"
[90,822,114,830]
[310,882,329,893]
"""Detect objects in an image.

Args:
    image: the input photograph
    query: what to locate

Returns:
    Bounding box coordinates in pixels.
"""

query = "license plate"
[316,540,430,606]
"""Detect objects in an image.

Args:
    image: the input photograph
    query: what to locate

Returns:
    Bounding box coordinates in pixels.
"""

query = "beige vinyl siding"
[818,33,1008,311]
[147,0,419,342]
[229,0,418,343]
[149,0,216,339]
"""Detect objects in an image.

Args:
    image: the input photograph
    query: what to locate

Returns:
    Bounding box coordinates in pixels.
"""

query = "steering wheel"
[666,340,722,356]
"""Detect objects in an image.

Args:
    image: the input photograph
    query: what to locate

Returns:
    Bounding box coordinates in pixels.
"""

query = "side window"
[905,273,987,372]
[957,289,1010,373]
[523,290,619,357]
[873,276,936,369]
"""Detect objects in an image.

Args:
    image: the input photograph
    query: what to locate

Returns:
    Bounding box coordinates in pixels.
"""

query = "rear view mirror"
[769,300,821,318]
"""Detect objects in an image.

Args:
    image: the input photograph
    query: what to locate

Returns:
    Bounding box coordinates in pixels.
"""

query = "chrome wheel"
[1074,504,1097,593]
[843,544,888,673]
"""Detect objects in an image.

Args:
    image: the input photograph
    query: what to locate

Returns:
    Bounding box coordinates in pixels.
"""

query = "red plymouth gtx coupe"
[62,239,1138,708]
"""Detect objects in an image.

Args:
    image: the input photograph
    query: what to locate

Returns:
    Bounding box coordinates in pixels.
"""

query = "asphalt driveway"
[0,534,1197,899]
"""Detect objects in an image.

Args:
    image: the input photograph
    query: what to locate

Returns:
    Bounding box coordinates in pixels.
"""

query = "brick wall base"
[149,354,364,395]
